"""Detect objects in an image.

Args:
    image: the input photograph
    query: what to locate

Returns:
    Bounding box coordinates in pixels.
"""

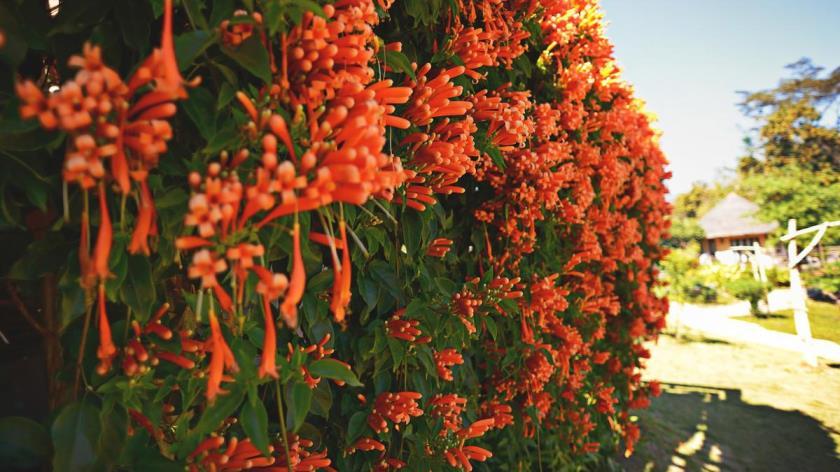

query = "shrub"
[727,276,767,315]
[766,265,791,287]
[804,261,840,294]
[0,0,669,470]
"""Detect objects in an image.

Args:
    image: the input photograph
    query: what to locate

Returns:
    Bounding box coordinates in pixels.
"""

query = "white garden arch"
[781,219,840,366]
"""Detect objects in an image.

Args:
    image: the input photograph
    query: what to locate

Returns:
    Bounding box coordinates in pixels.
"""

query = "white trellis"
[780,219,840,366]
[729,242,769,313]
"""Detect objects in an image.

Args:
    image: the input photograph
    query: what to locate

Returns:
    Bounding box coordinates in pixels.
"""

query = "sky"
[600,0,840,197]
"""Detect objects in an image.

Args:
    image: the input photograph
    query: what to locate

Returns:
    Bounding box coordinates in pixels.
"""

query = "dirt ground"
[620,333,840,471]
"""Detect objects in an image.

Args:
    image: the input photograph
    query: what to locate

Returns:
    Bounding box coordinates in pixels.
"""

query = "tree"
[738,58,840,175]
[736,59,840,245]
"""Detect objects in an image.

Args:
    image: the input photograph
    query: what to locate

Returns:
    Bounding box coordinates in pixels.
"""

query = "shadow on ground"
[620,383,840,471]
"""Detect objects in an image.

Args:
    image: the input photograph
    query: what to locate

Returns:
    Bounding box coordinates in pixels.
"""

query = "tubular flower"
[187,437,278,472]
[428,394,467,433]
[348,437,386,453]
[283,1,384,107]
[434,348,464,381]
[368,392,424,433]
[426,238,453,257]
[280,222,305,328]
[188,250,228,289]
[206,307,239,402]
[330,219,352,323]
[95,283,116,374]
[479,400,514,430]
[219,10,262,47]
[17,0,189,261]
[443,445,493,472]
[385,309,430,344]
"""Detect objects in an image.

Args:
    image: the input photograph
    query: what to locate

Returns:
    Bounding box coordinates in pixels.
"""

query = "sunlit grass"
[741,300,840,344]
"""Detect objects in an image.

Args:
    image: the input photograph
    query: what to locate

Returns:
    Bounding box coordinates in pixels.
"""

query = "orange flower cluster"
[433,348,464,381]
[385,309,430,344]
[426,238,454,258]
[13,0,668,467]
[16,0,190,374]
[367,392,424,433]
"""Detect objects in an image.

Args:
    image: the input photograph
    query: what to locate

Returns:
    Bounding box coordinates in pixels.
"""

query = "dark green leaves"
[120,254,156,323]
[308,359,363,387]
[378,49,416,80]
[0,417,50,469]
[240,397,270,455]
[113,0,153,53]
[51,400,101,472]
[222,35,272,84]
[175,30,215,72]
[286,382,312,432]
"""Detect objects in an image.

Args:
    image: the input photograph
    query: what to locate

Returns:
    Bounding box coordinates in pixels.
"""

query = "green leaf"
[378,49,416,80]
[194,383,245,437]
[369,261,402,302]
[401,210,421,256]
[7,233,71,280]
[120,254,156,323]
[175,30,215,72]
[308,359,363,387]
[287,382,312,433]
[484,315,499,341]
[97,398,127,467]
[309,381,332,418]
[222,35,272,84]
[386,335,405,370]
[209,0,236,28]
[0,416,50,468]
[114,0,152,53]
[183,86,217,141]
[346,411,368,444]
[51,400,101,472]
[182,0,209,30]
[239,398,270,455]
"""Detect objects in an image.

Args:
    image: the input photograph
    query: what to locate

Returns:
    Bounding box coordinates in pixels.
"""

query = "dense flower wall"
[5,0,669,469]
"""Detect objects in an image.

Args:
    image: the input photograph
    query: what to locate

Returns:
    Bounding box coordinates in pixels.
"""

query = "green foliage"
[738,166,840,245]
[727,275,767,315]
[666,216,704,248]
[804,261,840,293]
[659,243,717,304]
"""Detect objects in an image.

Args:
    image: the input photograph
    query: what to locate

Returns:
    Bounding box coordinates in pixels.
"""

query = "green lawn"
[741,300,840,344]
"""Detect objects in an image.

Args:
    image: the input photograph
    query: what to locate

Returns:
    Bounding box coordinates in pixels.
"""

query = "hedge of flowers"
[3,0,669,469]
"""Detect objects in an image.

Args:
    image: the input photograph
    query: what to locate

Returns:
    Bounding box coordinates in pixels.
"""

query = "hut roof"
[699,192,779,239]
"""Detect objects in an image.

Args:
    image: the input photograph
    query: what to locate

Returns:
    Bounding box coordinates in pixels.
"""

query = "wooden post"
[787,219,817,367]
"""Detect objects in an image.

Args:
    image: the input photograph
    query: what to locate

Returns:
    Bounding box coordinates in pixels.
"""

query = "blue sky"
[601,0,840,197]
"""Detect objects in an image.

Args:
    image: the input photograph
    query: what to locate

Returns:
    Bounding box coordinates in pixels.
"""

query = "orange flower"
[206,307,238,402]
[187,249,227,288]
[128,180,156,255]
[280,222,305,327]
[257,294,278,379]
[157,0,187,98]
[434,348,464,381]
[92,186,112,279]
[426,238,453,257]
[95,283,116,374]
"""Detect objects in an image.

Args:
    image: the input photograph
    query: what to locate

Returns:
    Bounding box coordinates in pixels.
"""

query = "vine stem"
[274,379,294,472]
[73,297,95,398]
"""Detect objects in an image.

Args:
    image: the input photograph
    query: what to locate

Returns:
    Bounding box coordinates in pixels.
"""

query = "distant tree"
[738,58,840,175]
[736,59,840,245]
[668,182,732,247]
[738,166,840,245]
[666,216,704,248]
[672,181,732,219]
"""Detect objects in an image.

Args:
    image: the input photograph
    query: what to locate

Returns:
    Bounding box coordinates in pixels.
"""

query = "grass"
[741,300,840,344]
